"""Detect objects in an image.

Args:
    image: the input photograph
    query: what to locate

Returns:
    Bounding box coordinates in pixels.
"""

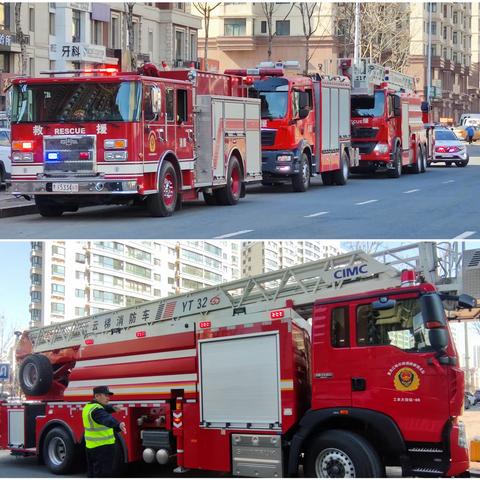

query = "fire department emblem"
[210,296,220,305]
[394,367,420,392]
[148,131,156,153]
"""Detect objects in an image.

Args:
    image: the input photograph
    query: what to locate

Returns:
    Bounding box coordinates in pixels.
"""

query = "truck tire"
[292,153,311,192]
[35,196,64,217]
[19,353,53,396]
[420,145,427,173]
[411,145,422,174]
[0,163,5,190]
[304,429,384,478]
[215,156,242,205]
[147,160,178,217]
[43,427,77,475]
[321,171,334,186]
[333,151,349,186]
[387,148,402,179]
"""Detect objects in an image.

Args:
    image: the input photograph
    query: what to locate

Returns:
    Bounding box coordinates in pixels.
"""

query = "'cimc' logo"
[333,264,368,280]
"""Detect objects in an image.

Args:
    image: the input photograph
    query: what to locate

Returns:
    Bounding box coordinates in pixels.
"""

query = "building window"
[0,53,9,73]
[51,302,65,314]
[177,3,185,10]
[111,15,119,48]
[75,270,84,280]
[149,30,154,53]
[76,253,86,263]
[276,20,290,36]
[453,12,458,24]
[29,7,35,31]
[154,273,161,281]
[75,288,85,298]
[49,12,55,35]
[52,284,65,295]
[175,29,185,60]
[224,18,246,36]
[190,33,196,60]
[261,20,267,34]
[443,26,447,40]
[92,20,104,45]
[431,21,436,35]
[125,262,151,279]
[52,245,65,256]
[31,291,42,302]
[31,309,41,322]
[32,273,42,285]
[72,9,81,42]
[52,264,65,276]
[431,3,437,13]
[75,307,86,317]
[453,32,457,44]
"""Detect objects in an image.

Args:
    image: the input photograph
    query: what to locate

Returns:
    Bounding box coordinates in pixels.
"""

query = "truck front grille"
[352,127,379,139]
[261,130,276,146]
[43,135,96,176]
[352,141,376,154]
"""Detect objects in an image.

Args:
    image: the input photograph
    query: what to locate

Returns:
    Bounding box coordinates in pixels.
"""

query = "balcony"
[217,36,256,51]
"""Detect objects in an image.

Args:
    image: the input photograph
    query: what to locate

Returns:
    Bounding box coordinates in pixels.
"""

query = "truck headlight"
[277,154,293,162]
[12,152,34,163]
[105,151,128,161]
[373,143,389,154]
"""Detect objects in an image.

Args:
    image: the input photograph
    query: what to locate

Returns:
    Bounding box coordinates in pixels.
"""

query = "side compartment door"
[211,98,225,184]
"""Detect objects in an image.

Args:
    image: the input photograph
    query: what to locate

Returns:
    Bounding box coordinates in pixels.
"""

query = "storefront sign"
[59,43,106,63]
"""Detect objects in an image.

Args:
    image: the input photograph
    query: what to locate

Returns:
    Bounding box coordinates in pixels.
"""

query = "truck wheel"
[19,354,53,396]
[0,163,5,190]
[203,191,218,205]
[35,196,64,217]
[215,156,242,205]
[292,153,310,192]
[333,151,349,186]
[387,148,402,178]
[411,145,422,174]
[420,146,427,173]
[147,160,178,217]
[304,430,384,478]
[43,427,76,475]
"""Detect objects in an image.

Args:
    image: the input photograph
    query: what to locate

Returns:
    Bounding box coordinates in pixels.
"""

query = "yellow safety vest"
[82,403,116,449]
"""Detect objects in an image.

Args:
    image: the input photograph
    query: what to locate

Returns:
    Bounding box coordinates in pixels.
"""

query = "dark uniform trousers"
[86,443,115,477]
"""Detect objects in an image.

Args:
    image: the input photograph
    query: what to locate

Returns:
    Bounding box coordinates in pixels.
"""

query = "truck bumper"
[261,149,301,179]
[12,179,139,195]
[447,421,470,477]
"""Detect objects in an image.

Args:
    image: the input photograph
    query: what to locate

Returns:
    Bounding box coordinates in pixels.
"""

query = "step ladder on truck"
[0,248,475,477]
[225,61,359,192]
[339,58,433,178]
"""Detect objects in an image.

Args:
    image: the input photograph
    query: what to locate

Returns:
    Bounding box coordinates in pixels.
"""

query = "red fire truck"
[225,62,359,192]
[9,65,262,217]
[339,59,433,178]
[0,250,474,477]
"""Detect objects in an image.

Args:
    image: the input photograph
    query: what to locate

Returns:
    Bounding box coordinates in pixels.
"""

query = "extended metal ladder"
[28,250,400,352]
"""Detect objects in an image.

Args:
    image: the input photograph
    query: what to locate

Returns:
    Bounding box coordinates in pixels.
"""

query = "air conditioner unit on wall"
[462,249,480,297]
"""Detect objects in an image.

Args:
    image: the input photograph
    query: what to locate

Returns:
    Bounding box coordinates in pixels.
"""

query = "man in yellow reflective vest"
[82,386,127,477]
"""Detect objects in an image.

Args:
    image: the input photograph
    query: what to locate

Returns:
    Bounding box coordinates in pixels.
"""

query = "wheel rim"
[162,172,175,206]
[315,448,356,478]
[23,363,38,389]
[303,160,309,187]
[230,164,240,196]
[48,437,67,467]
[397,153,402,175]
[342,156,349,178]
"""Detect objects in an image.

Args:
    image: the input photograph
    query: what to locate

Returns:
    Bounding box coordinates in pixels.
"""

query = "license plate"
[52,183,79,193]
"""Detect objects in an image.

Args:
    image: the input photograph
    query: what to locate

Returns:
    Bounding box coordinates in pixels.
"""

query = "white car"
[465,391,475,409]
[0,128,11,188]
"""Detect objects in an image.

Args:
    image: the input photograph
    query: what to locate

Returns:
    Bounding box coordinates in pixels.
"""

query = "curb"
[0,204,38,218]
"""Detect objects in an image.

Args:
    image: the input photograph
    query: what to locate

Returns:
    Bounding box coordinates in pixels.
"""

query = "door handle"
[351,377,366,391]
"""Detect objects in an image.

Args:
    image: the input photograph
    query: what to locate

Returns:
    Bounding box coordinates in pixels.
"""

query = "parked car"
[0,127,10,189]
[465,391,476,409]
[429,128,469,167]
[474,390,480,405]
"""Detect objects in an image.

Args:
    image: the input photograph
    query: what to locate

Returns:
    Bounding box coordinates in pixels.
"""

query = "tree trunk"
[125,3,136,71]
[14,3,27,75]
[304,38,309,75]
[204,13,209,71]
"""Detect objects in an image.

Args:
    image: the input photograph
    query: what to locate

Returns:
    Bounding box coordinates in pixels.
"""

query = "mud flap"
[240,182,246,198]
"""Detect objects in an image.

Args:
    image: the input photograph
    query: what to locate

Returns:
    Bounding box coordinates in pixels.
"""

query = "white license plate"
[52,183,79,193]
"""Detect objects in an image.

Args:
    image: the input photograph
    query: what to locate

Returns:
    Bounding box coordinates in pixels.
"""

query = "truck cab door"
[349,295,450,441]
[143,82,164,166]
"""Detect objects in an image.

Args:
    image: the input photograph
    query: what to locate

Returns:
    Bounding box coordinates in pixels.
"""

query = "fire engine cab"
[339,58,433,178]
[10,65,262,217]
[225,62,359,192]
[0,249,475,478]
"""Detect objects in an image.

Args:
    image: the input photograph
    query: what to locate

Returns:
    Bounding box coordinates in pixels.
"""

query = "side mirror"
[458,294,477,309]
[299,108,310,119]
[429,328,448,351]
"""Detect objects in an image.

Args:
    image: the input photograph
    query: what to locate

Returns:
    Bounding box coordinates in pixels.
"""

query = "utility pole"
[353,1,361,65]
[426,2,433,102]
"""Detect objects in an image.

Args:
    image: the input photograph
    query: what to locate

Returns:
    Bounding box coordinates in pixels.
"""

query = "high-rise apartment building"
[242,241,340,277]
[29,240,240,328]
[196,2,478,122]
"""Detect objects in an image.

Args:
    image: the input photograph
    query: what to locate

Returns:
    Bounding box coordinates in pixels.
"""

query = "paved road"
[1,146,479,240]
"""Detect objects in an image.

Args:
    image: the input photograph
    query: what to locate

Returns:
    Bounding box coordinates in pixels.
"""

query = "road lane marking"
[403,189,420,194]
[454,231,476,239]
[304,211,329,218]
[442,180,455,184]
[355,199,378,205]
[214,230,254,239]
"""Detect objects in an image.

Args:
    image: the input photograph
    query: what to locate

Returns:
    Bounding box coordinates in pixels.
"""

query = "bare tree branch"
[14,4,28,76]
[124,3,136,71]
[296,2,322,74]
[193,2,221,71]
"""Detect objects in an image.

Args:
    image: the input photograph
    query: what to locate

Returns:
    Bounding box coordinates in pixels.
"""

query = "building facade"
[195,2,478,122]
[29,240,240,328]
[242,241,340,277]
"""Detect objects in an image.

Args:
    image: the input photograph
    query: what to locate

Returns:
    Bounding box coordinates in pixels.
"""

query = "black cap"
[93,386,114,396]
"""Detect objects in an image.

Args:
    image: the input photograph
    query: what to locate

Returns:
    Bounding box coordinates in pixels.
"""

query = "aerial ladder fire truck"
[0,249,475,477]
[339,58,433,178]
[9,64,262,217]
[225,61,359,192]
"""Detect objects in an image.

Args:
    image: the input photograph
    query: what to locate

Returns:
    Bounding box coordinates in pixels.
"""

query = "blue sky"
[0,242,31,336]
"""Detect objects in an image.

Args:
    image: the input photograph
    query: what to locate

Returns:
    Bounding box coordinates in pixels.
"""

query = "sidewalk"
[0,188,37,218]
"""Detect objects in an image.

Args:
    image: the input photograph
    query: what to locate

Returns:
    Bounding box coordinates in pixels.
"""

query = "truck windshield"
[356,296,445,352]
[351,91,385,117]
[250,78,289,119]
[11,81,142,123]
